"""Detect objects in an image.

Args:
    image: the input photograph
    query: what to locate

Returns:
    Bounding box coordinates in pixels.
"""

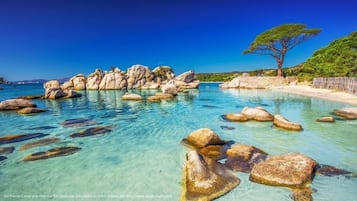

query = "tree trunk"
[277,59,283,77]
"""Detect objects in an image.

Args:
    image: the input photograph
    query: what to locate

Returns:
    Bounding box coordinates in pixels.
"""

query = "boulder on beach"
[70,126,113,138]
[23,146,81,161]
[17,107,46,115]
[225,143,267,173]
[121,93,143,101]
[0,146,15,155]
[182,128,225,148]
[223,113,249,122]
[86,69,104,90]
[0,99,37,110]
[334,107,357,120]
[180,151,240,201]
[273,114,303,131]
[99,68,127,90]
[241,107,274,121]
[0,133,49,145]
[250,153,317,188]
[316,116,335,123]
[19,137,60,151]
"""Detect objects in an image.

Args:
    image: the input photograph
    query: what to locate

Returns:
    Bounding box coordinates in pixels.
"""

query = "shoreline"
[272,85,357,106]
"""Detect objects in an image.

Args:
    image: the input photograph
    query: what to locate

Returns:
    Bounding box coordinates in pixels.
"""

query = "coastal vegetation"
[298,31,357,81]
[243,24,321,77]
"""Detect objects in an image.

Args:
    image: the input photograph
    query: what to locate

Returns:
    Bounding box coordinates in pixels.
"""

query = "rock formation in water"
[0,99,37,110]
[45,65,199,95]
[273,114,303,131]
[180,150,240,201]
[334,107,357,120]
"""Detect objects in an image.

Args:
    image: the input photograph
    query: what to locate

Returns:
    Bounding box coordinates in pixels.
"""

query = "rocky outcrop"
[223,113,249,122]
[44,80,81,99]
[250,153,317,188]
[241,107,274,121]
[152,66,175,81]
[316,116,335,122]
[291,188,313,201]
[86,69,104,90]
[17,107,46,114]
[23,146,81,161]
[180,151,240,201]
[19,137,60,151]
[70,74,87,90]
[0,99,36,110]
[126,65,152,89]
[176,70,195,83]
[225,143,267,173]
[182,128,225,148]
[160,80,178,95]
[334,107,357,120]
[273,114,303,131]
[121,93,143,101]
[99,68,127,90]
[220,76,297,89]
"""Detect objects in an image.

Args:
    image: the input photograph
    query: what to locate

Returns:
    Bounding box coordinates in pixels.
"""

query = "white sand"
[272,85,357,106]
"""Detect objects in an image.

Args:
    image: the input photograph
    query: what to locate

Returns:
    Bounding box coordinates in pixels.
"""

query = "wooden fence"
[313,77,357,95]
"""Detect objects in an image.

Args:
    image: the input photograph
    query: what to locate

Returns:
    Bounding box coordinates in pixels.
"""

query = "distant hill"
[298,31,357,80]
[0,77,6,84]
[11,77,71,84]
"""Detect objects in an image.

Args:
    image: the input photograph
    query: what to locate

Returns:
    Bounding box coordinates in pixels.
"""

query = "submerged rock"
[23,146,81,161]
[250,153,317,188]
[316,116,335,123]
[182,128,225,148]
[70,126,113,138]
[16,95,44,100]
[220,125,235,130]
[0,156,7,161]
[0,99,36,110]
[241,107,274,121]
[19,137,60,151]
[180,151,240,201]
[24,126,57,130]
[334,107,357,120]
[17,107,46,115]
[121,93,143,101]
[0,146,15,155]
[0,133,49,145]
[198,144,229,161]
[225,143,267,173]
[60,118,97,128]
[291,188,313,201]
[316,164,352,176]
[273,114,303,131]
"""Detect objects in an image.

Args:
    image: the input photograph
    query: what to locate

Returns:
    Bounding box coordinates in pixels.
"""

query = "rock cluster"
[44,80,81,99]
[57,65,199,92]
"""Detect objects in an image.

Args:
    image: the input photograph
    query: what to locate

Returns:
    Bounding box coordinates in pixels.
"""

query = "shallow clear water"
[0,83,356,201]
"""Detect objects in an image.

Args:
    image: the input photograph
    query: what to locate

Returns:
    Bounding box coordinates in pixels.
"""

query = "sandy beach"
[272,85,357,106]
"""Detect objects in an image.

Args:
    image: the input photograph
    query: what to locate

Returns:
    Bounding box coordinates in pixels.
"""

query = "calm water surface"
[0,83,356,201]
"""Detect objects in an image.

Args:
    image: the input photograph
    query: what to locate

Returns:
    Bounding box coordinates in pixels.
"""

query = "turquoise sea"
[0,83,357,201]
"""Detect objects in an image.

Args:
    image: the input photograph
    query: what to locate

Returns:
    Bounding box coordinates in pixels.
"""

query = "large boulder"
[219,76,294,89]
[180,151,240,201]
[70,74,87,90]
[44,80,66,99]
[225,143,267,173]
[241,107,274,121]
[126,64,152,89]
[99,68,127,90]
[161,80,178,95]
[334,107,357,120]
[176,70,195,83]
[0,99,36,110]
[182,128,225,148]
[273,114,303,131]
[250,153,317,188]
[152,66,175,81]
[86,69,104,90]
[223,113,248,122]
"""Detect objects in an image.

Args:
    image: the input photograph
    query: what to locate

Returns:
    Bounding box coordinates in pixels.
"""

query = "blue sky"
[0,0,357,81]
